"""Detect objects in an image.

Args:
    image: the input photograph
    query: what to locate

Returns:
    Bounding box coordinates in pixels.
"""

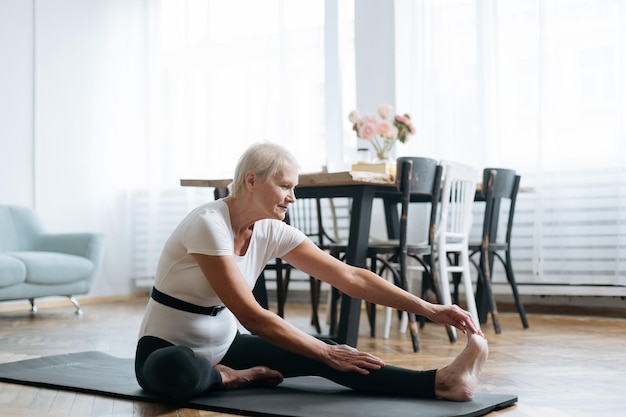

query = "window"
[402,0,626,287]
[149,0,355,184]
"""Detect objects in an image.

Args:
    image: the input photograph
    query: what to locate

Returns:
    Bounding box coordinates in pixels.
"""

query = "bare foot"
[215,364,284,390]
[435,332,488,401]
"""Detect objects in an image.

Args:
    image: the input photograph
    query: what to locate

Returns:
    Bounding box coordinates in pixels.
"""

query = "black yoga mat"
[0,351,517,417]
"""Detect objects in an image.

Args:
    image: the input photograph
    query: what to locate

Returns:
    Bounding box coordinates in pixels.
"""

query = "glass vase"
[374,150,394,164]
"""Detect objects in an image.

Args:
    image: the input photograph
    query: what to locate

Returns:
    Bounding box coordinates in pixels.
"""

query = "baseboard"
[3,285,624,319]
[491,282,626,297]
[268,282,626,319]
[494,300,626,318]
[0,294,147,313]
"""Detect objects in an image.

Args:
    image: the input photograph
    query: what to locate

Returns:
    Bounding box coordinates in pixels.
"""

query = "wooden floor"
[0,296,625,417]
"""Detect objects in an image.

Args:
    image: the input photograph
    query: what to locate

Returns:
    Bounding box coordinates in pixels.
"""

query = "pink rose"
[377,121,398,139]
[395,114,415,134]
[360,114,377,125]
[357,122,377,140]
[348,110,360,124]
[394,114,415,143]
[349,107,415,144]
[378,104,393,119]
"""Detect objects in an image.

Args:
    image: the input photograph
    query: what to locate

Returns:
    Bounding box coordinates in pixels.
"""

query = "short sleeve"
[254,220,308,261]
[182,208,234,256]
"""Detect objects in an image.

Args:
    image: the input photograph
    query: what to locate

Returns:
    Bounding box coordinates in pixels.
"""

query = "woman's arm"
[282,239,483,336]
[191,253,385,374]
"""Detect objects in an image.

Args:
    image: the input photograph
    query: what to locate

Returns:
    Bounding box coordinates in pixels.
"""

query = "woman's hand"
[322,344,385,375]
[428,304,485,337]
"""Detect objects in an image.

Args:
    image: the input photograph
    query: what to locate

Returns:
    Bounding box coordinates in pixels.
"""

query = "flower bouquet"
[348,104,415,174]
[348,104,415,162]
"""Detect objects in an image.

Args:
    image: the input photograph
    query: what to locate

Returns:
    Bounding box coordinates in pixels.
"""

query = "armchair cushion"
[5,252,94,285]
[0,254,26,287]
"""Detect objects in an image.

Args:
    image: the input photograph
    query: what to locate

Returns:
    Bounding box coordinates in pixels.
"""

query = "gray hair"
[230,142,299,198]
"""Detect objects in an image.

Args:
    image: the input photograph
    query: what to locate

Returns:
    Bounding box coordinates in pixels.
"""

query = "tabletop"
[180,170,496,195]
[180,170,396,189]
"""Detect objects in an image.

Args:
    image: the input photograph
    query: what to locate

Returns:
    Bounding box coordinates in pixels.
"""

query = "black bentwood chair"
[327,157,444,352]
[467,168,529,334]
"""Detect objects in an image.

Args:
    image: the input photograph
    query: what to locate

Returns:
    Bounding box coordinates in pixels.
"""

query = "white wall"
[353,0,396,240]
[354,0,395,112]
[0,0,148,299]
[35,1,109,224]
[0,0,35,206]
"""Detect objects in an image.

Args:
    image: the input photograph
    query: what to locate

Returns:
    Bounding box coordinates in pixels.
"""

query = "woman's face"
[257,165,298,220]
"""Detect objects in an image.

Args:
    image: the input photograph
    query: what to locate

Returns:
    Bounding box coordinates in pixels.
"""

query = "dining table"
[181,170,504,348]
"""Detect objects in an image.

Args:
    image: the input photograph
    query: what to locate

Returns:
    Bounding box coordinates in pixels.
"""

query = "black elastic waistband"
[151,287,225,316]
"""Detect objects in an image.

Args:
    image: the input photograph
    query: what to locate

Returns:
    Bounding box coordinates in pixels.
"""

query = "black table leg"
[336,187,375,347]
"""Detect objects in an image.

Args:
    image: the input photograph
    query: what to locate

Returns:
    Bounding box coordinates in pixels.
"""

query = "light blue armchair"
[0,205,104,314]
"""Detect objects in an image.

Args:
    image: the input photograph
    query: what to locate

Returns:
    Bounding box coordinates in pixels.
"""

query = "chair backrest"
[323,198,350,243]
[481,168,520,246]
[438,160,479,242]
[395,157,442,250]
[287,197,338,246]
[214,186,230,200]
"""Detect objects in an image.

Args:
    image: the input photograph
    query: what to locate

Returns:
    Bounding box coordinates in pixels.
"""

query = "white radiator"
[130,188,211,281]
[470,168,626,289]
[130,170,626,295]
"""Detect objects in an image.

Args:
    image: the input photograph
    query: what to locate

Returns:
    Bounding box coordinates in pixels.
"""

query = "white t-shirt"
[138,199,307,365]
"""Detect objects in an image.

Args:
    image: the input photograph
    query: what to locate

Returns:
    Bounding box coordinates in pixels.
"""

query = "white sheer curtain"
[401,0,626,287]
[131,0,354,280]
[145,0,325,186]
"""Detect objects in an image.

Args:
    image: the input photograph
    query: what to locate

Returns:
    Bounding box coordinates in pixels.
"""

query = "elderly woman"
[135,142,488,402]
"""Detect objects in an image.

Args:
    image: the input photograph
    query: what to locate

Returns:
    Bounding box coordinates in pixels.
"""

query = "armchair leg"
[69,296,84,315]
[29,298,38,314]
[27,297,83,315]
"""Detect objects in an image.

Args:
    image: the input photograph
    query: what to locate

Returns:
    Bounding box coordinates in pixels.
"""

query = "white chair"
[435,160,481,341]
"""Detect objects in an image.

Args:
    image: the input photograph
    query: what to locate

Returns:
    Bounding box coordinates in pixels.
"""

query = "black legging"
[135,333,437,401]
